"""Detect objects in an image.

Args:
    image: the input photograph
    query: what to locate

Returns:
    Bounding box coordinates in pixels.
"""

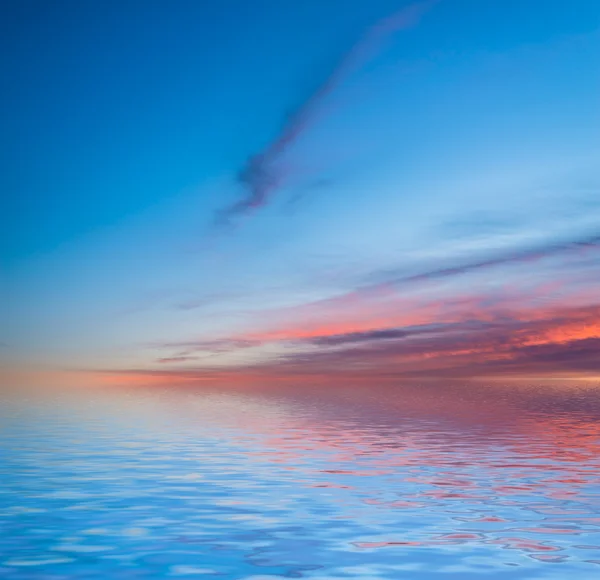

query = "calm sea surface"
[1,384,599,579]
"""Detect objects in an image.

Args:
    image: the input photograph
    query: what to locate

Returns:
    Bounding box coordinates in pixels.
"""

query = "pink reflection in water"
[127,381,600,565]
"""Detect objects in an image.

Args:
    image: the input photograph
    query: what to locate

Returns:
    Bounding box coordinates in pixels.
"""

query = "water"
[1,383,599,579]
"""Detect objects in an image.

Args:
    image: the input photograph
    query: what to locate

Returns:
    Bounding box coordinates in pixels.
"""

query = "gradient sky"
[2,0,600,385]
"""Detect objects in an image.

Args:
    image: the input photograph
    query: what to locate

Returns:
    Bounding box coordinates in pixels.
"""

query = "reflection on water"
[1,384,599,579]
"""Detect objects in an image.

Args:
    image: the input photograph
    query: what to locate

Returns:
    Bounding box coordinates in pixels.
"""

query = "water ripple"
[1,384,599,578]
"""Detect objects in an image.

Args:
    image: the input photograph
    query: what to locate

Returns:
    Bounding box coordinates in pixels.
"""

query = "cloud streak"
[143,229,600,384]
[218,0,438,224]
[157,356,199,364]
[148,297,600,382]
[366,232,600,291]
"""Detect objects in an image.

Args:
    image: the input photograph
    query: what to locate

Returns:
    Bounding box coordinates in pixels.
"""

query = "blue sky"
[2,0,599,380]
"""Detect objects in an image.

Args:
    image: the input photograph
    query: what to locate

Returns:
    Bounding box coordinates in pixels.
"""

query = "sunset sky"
[3,0,600,386]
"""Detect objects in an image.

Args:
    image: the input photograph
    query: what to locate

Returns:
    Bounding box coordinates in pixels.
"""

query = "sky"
[2,0,600,386]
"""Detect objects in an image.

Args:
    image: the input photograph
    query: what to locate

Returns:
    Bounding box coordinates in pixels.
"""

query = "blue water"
[1,384,599,579]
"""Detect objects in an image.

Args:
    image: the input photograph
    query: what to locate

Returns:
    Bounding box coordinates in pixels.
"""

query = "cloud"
[366,232,600,290]
[308,326,429,346]
[249,305,600,380]
[155,338,258,356]
[140,300,600,385]
[157,356,199,364]
[217,0,438,225]
[511,337,600,371]
[92,334,600,388]
[144,231,599,383]
[215,231,598,348]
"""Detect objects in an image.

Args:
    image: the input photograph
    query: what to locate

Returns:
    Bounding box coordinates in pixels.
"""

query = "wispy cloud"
[271,307,600,379]
[217,0,438,225]
[154,338,257,356]
[142,229,600,383]
[365,232,600,290]
[147,299,600,381]
[157,356,198,364]
[308,327,416,346]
